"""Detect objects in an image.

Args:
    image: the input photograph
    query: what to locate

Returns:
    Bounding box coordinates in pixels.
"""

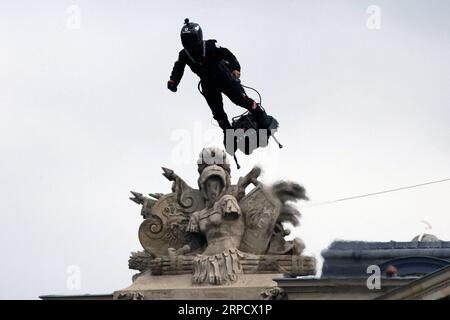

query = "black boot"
[218,119,237,154]
[217,118,232,131]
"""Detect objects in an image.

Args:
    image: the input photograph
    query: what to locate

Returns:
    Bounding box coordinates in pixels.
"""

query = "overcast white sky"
[1,0,449,299]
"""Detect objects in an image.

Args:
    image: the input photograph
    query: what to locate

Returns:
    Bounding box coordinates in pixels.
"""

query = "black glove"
[167,80,178,92]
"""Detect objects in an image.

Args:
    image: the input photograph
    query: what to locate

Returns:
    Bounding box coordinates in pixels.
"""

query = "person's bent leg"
[221,79,272,129]
[201,81,236,153]
[201,81,232,130]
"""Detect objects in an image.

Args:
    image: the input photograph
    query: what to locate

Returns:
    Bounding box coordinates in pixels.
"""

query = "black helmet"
[180,18,203,50]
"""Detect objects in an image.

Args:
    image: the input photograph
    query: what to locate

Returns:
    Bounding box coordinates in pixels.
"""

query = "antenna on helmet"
[184,18,190,25]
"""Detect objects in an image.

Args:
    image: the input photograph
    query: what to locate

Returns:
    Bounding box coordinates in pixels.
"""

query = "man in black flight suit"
[167,18,272,147]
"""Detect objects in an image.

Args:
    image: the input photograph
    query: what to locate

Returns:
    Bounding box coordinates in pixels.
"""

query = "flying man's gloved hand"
[167,80,178,92]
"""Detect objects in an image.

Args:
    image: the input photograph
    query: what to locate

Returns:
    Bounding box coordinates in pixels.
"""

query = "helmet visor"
[181,32,201,49]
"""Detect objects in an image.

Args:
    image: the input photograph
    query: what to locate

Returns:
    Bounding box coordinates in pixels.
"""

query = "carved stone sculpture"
[127,147,316,287]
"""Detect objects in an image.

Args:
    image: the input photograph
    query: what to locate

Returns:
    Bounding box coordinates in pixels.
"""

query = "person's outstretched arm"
[168,51,187,92]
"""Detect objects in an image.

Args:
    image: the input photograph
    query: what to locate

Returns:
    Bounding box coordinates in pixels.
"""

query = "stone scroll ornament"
[129,147,316,285]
